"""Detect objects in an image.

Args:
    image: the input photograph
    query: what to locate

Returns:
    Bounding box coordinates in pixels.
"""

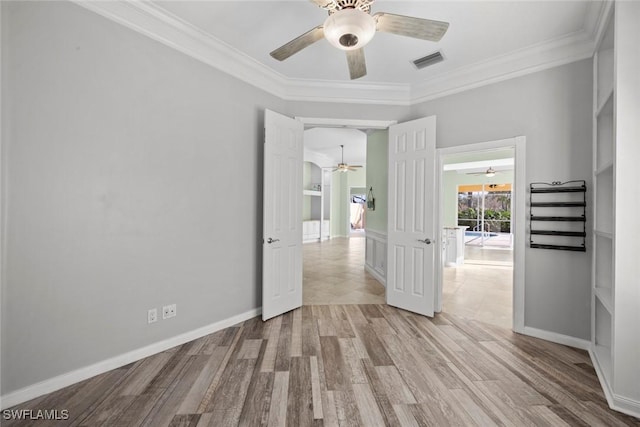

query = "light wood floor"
[5,305,638,426]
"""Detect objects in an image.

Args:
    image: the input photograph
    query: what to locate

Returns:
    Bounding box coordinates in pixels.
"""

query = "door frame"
[436,137,526,333]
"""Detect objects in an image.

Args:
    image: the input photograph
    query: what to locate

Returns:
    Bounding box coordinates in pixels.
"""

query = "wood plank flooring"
[4,306,639,426]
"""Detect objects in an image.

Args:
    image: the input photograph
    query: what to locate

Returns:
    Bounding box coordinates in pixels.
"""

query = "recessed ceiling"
[154,1,594,84]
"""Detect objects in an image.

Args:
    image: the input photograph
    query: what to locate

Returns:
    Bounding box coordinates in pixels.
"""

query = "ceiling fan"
[466,167,501,177]
[270,0,450,80]
[333,145,362,172]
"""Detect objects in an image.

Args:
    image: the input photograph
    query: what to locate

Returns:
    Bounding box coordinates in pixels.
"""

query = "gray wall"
[1,1,285,394]
[411,59,593,339]
[1,0,593,397]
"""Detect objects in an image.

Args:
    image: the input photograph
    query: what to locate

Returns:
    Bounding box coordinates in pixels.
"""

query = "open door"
[262,110,304,320]
[386,116,437,316]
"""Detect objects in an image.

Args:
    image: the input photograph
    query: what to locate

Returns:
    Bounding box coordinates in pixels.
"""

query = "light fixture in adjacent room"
[332,144,363,172]
[323,8,376,51]
[485,167,496,177]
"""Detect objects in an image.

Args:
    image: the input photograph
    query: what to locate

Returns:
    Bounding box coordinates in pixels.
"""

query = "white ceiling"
[77,1,605,104]
[154,0,597,85]
[80,0,597,166]
[304,128,367,166]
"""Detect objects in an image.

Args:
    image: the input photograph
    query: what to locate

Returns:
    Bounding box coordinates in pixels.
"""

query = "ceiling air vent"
[412,51,444,70]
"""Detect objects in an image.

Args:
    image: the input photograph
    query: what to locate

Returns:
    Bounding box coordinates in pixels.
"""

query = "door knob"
[267,237,280,244]
[417,238,432,245]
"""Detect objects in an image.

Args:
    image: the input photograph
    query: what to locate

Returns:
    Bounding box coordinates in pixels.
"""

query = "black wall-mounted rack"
[529,180,586,252]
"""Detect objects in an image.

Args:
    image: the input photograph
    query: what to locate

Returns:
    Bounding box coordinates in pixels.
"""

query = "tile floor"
[303,236,513,330]
[443,246,513,329]
[303,237,385,305]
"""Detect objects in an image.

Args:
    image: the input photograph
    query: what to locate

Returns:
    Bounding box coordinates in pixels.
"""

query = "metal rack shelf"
[529,180,586,252]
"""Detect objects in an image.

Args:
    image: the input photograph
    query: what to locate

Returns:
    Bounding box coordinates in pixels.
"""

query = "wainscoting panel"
[365,229,387,286]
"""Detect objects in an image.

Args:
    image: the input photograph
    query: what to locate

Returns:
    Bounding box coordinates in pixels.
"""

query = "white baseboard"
[521,326,591,350]
[589,348,640,419]
[364,264,386,287]
[0,307,262,410]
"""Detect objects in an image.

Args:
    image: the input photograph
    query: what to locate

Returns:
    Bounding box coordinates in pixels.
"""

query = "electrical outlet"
[148,308,158,324]
[162,304,176,319]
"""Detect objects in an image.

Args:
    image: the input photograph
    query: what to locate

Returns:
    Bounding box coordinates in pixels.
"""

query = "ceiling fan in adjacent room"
[270,0,450,80]
[333,144,362,172]
[466,167,502,177]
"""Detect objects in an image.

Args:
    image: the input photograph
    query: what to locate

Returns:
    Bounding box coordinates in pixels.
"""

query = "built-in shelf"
[590,2,640,415]
[595,288,613,314]
[594,344,612,384]
[596,95,614,170]
[595,169,613,234]
[303,190,321,196]
[595,161,614,176]
[596,88,614,117]
[593,229,613,239]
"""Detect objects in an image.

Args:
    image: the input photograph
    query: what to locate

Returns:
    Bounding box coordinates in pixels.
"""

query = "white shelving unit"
[590,1,640,418]
[303,162,331,242]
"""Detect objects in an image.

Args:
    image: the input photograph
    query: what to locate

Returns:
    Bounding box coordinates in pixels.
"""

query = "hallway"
[303,237,385,305]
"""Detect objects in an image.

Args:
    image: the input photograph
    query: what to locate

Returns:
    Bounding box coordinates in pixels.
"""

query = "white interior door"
[386,116,437,316]
[262,109,303,321]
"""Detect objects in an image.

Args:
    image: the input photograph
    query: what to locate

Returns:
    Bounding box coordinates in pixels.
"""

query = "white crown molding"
[410,30,595,104]
[72,0,290,98]
[592,0,614,49]
[73,0,602,107]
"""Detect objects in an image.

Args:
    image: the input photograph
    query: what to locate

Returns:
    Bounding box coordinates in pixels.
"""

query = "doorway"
[349,190,366,235]
[437,138,526,332]
[301,125,384,305]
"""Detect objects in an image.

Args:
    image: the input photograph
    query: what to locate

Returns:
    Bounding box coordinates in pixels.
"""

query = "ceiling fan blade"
[346,48,367,80]
[374,12,449,42]
[309,0,335,9]
[270,26,324,61]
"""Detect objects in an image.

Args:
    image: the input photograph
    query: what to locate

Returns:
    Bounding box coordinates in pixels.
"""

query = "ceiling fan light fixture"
[485,167,496,177]
[323,9,376,51]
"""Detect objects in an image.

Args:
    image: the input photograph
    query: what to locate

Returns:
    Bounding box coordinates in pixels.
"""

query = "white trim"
[71,0,288,99]
[522,326,591,351]
[364,229,387,286]
[436,137,526,333]
[592,1,614,52]
[0,307,261,410]
[297,117,397,130]
[410,31,594,104]
[72,0,602,107]
[608,393,640,420]
[365,228,387,242]
[364,264,385,287]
